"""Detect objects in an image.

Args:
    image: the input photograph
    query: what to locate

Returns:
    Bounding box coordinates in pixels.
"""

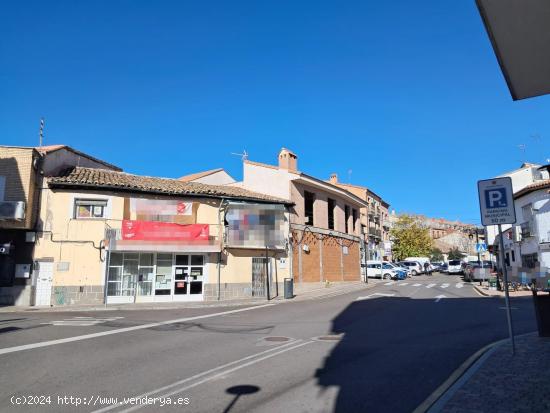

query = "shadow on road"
[223,385,260,413]
[315,295,535,413]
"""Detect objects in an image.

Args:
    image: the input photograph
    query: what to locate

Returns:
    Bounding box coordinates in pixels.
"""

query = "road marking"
[0,304,274,356]
[356,293,395,301]
[384,281,395,286]
[399,283,409,286]
[93,340,314,413]
[41,316,124,327]
[456,283,464,288]
[413,283,422,287]
[426,283,436,289]
[434,295,446,303]
[440,283,450,289]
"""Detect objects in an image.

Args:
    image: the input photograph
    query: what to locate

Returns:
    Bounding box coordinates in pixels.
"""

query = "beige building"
[0,145,119,305]
[238,149,368,283]
[329,175,391,260]
[33,166,290,306]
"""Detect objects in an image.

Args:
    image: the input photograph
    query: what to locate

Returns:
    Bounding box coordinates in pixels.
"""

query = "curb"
[413,331,537,413]
[0,282,374,313]
[473,285,491,297]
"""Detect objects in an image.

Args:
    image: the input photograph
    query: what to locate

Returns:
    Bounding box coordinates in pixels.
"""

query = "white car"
[447,260,463,275]
[384,262,412,277]
[398,261,423,276]
[366,261,397,280]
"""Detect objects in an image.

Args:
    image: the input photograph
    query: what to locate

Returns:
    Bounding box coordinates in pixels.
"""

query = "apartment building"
[498,166,550,287]
[328,175,391,260]
[238,149,368,283]
[0,145,119,305]
[33,167,290,306]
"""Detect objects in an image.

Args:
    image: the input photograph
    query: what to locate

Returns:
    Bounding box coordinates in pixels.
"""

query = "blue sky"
[2,1,549,224]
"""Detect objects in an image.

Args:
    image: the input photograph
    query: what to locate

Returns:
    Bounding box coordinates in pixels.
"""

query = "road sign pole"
[498,224,516,355]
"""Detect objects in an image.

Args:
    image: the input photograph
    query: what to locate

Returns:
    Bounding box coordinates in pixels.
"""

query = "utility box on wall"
[15,264,31,278]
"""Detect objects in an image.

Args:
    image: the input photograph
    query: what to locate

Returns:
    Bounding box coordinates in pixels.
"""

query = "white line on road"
[440,283,450,289]
[455,283,464,288]
[0,304,275,356]
[413,283,422,287]
[399,283,409,286]
[434,295,446,303]
[426,283,436,289]
[356,293,395,301]
[384,281,395,286]
[94,340,315,413]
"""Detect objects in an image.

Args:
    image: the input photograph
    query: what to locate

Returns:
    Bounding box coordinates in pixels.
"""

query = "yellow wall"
[34,187,289,287]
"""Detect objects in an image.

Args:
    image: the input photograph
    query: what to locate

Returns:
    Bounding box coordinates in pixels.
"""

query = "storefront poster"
[122,220,209,241]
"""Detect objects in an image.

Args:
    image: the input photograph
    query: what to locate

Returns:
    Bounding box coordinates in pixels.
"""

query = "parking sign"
[478,177,516,226]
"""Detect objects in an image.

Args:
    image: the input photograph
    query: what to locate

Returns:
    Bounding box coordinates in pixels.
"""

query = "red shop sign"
[121,220,209,241]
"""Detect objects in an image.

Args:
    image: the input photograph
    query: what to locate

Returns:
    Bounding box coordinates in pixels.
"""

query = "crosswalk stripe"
[413,283,422,287]
[456,283,463,288]
[399,283,409,286]
[441,283,450,288]
[384,281,394,286]
[426,283,436,289]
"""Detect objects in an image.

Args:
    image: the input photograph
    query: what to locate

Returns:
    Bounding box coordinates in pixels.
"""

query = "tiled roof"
[49,167,291,204]
[36,144,66,154]
[514,179,550,198]
[178,168,224,182]
[35,144,121,171]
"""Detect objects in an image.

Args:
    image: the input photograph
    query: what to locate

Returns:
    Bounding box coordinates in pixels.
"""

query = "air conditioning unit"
[0,201,25,220]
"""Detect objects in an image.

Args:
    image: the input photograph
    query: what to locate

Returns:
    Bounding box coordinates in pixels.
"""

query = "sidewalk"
[0,280,378,313]
[473,284,533,298]
[433,333,550,413]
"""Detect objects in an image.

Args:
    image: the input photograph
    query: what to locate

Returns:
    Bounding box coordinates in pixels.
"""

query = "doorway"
[35,261,53,306]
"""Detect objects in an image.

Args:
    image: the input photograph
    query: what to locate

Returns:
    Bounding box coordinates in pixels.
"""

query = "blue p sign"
[485,188,507,208]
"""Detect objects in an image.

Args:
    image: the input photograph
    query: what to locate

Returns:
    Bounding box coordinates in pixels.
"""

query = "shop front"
[106,251,209,303]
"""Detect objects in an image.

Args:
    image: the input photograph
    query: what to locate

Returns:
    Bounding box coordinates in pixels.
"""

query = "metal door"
[35,262,53,306]
[252,258,272,297]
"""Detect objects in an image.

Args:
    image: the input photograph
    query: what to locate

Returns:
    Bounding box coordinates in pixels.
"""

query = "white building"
[485,163,544,247]
[495,165,550,287]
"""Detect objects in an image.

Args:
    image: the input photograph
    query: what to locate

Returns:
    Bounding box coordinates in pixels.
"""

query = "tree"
[448,247,464,260]
[431,248,444,262]
[390,215,433,261]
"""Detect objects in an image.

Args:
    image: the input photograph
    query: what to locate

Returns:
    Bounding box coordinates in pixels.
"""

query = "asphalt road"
[0,274,537,413]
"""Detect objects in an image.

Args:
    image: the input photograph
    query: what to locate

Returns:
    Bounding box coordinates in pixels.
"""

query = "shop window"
[328,198,335,230]
[74,199,107,219]
[304,191,315,226]
[155,253,173,295]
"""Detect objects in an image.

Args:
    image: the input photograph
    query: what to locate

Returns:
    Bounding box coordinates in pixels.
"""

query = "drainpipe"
[217,198,226,301]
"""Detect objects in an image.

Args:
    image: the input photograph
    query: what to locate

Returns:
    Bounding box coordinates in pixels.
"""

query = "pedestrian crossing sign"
[476,243,487,252]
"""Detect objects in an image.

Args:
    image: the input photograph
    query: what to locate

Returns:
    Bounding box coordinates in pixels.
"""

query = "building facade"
[239,149,367,283]
[0,145,119,305]
[32,167,290,306]
[328,175,391,261]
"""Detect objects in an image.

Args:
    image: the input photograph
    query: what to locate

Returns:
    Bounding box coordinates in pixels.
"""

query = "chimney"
[330,173,338,184]
[278,148,298,171]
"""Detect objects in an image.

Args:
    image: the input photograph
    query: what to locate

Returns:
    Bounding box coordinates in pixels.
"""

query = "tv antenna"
[38,117,45,147]
[230,150,248,161]
[517,143,526,163]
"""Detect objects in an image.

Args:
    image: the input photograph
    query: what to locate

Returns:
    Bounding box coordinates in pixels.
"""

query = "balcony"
[369,228,382,238]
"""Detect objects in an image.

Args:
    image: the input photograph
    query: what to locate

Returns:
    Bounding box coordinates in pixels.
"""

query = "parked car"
[366,261,397,280]
[431,262,444,272]
[463,261,495,282]
[447,259,463,275]
[439,263,448,273]
[405,257,431,272]
[382,262,408,280]
[397,261,423,276]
